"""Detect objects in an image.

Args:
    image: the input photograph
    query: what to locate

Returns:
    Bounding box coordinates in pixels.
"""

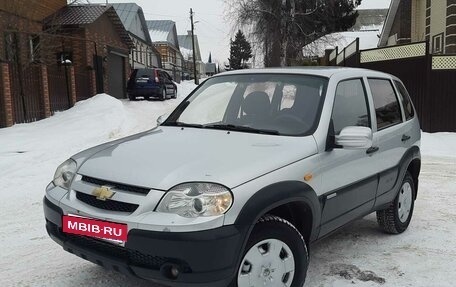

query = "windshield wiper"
[204,124,280,135]
[163,122,205,129]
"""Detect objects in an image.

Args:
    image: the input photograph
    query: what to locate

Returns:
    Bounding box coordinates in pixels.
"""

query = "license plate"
[62,215,128,242]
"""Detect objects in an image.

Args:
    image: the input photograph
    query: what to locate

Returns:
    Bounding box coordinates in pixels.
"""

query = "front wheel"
[232,215,308,287]
[377,171,416,234]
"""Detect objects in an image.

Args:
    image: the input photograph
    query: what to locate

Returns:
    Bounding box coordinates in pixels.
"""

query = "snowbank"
[421,132,456,158]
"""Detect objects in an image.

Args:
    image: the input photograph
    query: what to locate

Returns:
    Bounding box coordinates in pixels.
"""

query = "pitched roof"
[111,3,152,44]
[0,0,66,21]
[48,4,108,25]
[378,0,401,47]
[177,33,202,61]
[146,20,175,42]
[46,5,134,48]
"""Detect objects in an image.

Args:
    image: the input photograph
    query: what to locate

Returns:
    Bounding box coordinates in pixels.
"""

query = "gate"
[10,63,42,124]
[47,65,71,113]
[74,67,91,101]
[429,56,456,132]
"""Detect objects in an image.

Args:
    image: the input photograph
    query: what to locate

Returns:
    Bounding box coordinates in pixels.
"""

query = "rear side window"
[332,79,370,135]
[394,80,414,120]
[368,79,402,130]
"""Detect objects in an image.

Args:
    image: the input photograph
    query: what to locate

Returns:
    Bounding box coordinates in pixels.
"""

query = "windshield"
[164,74,328,136]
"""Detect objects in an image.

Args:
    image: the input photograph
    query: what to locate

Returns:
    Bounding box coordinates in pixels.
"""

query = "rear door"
[366,78,407,207]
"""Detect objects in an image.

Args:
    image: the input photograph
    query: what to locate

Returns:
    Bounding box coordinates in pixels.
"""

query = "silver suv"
[44,68,421,287]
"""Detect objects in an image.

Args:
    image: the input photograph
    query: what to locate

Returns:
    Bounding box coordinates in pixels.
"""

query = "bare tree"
[225,0,361,67]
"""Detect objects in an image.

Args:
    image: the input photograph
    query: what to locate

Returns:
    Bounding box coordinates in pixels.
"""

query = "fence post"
[0,63,14,127]
[424,41,432,131]
[90,69,97,96]
[356,38,360,67]
[68,66,77,106]
[39,65,51,119]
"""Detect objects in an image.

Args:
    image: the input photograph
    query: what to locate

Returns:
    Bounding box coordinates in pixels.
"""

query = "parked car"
[127,68,177,101]
[44,68,421,287]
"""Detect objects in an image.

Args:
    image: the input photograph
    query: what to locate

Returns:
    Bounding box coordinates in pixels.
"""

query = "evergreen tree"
[228,30,253,70]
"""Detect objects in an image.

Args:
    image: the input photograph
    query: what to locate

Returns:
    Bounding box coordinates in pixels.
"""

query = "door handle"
[366,146,379,154]
[401,134,411,142]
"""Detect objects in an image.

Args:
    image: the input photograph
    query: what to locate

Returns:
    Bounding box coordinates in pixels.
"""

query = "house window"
[139,45,143,63]
[29,35,40,62]
[4,32,17,61]
[432,33,444,54]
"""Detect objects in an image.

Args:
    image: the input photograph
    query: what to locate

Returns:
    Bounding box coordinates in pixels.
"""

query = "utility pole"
[190,8,199,85]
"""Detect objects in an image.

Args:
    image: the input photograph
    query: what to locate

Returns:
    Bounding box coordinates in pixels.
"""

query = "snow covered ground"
[0,80,455,286]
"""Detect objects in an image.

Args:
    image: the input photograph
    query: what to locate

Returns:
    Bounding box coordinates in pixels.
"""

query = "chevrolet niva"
[44,67,421,287]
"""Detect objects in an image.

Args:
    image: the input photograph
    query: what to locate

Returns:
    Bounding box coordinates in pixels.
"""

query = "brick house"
[0,0,67,127]
[147,20,183,82]
[379,0,456,54]
[112,3,161,70]
[46,5,134,100]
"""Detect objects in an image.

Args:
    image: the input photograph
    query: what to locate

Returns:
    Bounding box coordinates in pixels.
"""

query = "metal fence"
[327,40,456,132]
[47,65,71,113]
[10,63,42,124]
[74,68,91,101]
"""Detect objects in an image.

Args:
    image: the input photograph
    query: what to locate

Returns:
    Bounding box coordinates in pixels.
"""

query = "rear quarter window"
[368,79,403,130]
[394,80,415,120]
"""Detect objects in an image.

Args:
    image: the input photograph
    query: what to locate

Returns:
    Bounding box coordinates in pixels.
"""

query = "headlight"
[53,159,77,189]
[156,183,233,218]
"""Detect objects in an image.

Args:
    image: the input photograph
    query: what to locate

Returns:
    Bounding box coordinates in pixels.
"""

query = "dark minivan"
[127,68,177,101]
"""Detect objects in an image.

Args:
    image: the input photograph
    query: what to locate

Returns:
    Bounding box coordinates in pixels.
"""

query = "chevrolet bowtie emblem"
[92,186,115,201]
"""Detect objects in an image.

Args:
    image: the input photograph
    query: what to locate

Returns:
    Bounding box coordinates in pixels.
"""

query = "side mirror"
[335,126,373,149]
[157,114,168,126]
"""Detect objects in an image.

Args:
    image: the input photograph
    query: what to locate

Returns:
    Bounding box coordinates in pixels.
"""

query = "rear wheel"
[172,89,177,99]
[377,171,416,234]
[160,88,166,101]
[232,215,308,287]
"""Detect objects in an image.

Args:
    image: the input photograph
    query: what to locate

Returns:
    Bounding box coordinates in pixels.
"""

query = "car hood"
[75,126,318,190]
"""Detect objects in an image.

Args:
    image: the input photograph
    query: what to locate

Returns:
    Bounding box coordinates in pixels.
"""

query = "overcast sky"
[92,0,391,65]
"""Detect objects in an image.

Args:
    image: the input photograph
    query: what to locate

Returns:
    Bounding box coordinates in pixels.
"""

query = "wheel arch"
[234,181,321,245]
[407,158,421,199]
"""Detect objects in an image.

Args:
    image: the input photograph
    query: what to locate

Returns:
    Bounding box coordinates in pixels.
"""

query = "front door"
[318,78,378,237]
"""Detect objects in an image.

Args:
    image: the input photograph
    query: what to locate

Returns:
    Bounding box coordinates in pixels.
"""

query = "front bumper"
[44,196,248,287]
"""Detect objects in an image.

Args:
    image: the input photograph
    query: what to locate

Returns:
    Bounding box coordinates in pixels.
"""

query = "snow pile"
[421,132,456,158]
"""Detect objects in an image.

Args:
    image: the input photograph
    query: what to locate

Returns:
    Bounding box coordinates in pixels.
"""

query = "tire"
[231,215,308,287]
[128,95,137,101]
[172,89,177,99]
[377,171,416,234]
[160,88,167,101]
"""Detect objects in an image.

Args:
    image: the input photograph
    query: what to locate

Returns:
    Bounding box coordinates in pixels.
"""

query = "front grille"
[81,176,150,195]
[76,192,139,213]
[65,232,191,272]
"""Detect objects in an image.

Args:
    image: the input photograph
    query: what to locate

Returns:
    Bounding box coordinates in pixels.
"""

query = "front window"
[164,74,328,136]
